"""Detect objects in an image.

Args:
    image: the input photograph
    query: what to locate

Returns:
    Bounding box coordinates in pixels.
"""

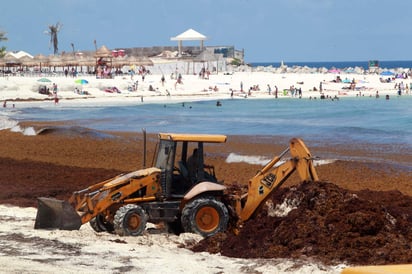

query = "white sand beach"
[0,204,346,273]
[0,66,409,109]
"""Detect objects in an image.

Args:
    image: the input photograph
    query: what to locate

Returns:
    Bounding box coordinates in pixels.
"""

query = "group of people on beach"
[394,81,410,95]
[198,68,211,80]
[64,68,78,78]
[230,82,280,99]
[37,83,59,104]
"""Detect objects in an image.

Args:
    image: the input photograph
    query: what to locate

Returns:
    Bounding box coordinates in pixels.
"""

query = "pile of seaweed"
[192,181,412,265]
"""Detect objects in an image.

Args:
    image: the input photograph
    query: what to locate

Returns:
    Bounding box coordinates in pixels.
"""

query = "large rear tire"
[181,197,229,237]
[113,204,148,236]
[90,214,114,233]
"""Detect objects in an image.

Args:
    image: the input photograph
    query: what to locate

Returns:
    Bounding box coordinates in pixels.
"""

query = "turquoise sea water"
[251,60,412,70]
[8,96,411,148]
[2,96,411,168]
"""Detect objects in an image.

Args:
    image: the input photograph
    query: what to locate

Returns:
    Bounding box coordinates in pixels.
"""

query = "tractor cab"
[154,133,227,197]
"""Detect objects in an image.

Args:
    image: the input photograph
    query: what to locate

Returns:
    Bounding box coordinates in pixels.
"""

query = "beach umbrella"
[33,54,49,69]
[344,68,355,73]
[328,68,341,74]
[48,55,63,67]
[3,54,21,66]
[112,56,128,68]
[37,77,52,83]
[63,55,79,66]
[137,56,153,66]
[19,55,34,67]
[0,54,21,71]
[78,55,95,67]
[126,56,153,66]
[75,79,89,84]
[380,70,394,76]
[75,79,89,94]
[94,45,112,58]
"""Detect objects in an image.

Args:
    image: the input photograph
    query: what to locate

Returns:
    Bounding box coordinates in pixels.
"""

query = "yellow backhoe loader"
[35,133,319,237]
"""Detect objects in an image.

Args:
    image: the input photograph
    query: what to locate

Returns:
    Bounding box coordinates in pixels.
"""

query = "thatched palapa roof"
[95,45,112,58]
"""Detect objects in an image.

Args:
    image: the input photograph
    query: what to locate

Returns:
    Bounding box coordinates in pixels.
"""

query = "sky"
[1,0,411,63]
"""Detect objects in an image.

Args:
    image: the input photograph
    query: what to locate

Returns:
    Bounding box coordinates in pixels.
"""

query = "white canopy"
[5,50,33,59]
[170,29,207,56]
[171,28,207,41]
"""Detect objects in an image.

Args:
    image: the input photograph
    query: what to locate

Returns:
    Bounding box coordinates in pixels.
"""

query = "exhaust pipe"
[34,197,82,230]
[143,128,147,168]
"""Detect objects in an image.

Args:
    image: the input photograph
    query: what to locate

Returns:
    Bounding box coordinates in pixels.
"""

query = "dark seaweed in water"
[192,181,412,266]
[37,126,115,139]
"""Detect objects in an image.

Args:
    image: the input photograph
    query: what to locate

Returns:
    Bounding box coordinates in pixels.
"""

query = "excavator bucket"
[34,197,82,230]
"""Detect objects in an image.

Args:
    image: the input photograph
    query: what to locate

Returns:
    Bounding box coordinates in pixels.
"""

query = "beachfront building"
[147,47,227,75]
[1,28,243,77]
[0,51,33,75]
[1,44,238,77]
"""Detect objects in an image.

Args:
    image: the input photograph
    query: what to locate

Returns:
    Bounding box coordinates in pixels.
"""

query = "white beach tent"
[170,28,207,57]
[6,51,34,59]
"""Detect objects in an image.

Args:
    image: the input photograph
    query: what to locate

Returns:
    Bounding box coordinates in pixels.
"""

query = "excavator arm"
[235,138,319,222]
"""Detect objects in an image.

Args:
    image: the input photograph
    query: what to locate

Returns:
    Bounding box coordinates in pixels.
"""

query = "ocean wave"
[35,126,115,139]
[0,116,37,136]
[0,113,118,138]
[225,152,335,166]
[10,125,37,135]
[226,153,272,165]
[0,116,19,130]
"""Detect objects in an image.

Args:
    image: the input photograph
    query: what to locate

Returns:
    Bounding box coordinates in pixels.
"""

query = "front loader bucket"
[34,197,82,230]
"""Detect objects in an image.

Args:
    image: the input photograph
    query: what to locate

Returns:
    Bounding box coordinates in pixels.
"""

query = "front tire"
[90,214,114,233]
[181,197,229,237]
[113,204,148,236]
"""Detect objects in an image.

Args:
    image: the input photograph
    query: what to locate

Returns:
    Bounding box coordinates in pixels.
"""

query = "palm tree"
[45,22,62,55]
[0,30,8,57]
[0,31,7,42]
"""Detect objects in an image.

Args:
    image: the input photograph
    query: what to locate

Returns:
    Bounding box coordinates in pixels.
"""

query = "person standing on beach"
[240,81,243,92]
[129,68,135,80]
[52,83,58,95]
[275,85,278,98]
[54,93,59,104]
[161,75,165,86]
[175,74,183,90]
